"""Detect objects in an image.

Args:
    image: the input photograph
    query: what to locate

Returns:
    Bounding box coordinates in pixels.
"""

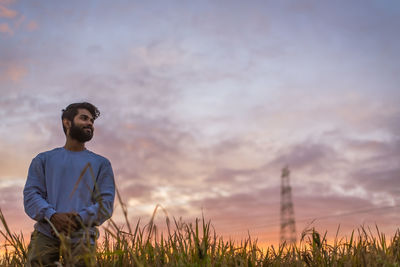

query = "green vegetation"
[1,207,400,266]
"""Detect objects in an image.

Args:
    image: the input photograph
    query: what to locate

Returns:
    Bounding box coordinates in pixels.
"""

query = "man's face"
[68,109,94,143]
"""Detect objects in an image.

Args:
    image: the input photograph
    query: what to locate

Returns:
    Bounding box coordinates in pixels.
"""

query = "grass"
[1,205,400,266]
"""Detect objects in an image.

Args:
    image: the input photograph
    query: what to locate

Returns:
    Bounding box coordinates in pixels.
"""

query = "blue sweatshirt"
[23,147,115,242]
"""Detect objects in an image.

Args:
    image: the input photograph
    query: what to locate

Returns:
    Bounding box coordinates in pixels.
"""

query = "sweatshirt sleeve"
[23,156,56,222]
[78,159,115,226]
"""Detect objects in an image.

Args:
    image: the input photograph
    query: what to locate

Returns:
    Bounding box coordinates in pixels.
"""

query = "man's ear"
[63,118,71,132]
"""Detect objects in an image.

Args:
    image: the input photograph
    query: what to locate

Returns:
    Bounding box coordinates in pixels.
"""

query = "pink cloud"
[0,5,17,18]
[0,22,13,35]
[26,20,38,31]
[0,0,16,5]
[0,184,34,240]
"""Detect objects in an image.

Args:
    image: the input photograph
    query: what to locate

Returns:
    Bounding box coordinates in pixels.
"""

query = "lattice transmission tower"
[280,166,296,245]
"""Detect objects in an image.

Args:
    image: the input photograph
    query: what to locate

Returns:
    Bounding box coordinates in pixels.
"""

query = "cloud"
[353,167,400,196]
[119,182,154,201]
[348,137,400,202]
[130,40,185,70]
[86,45,103,55]
[292,184,399,241]
[0,148,31,178]
[0,62,27,82]
[0,182,33,235]
[273,142,336,170]
[184,180,395,244]
[99,117,396,235]
[0,22,13,35]
[94,99,398,225]
[26,20,38,31]
[94,115,196,177]
[0,5,17,18]
[0,0,399,244]
[0,0,16,5]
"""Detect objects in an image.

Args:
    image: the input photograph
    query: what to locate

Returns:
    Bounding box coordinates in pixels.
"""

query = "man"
[24,102,115,266]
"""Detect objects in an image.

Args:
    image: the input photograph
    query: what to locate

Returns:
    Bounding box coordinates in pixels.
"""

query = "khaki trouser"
[26,230,95,267]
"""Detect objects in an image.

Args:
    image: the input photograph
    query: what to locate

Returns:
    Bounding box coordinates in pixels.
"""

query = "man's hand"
[49,212,81,236]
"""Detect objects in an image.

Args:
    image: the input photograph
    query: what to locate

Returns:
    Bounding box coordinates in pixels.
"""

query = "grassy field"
[1,206,400,267]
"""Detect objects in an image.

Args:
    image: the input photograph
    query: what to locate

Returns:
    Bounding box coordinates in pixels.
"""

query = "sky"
[1,0,399,246]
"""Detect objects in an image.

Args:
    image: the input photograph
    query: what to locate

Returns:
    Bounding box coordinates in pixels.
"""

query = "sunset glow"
[1,0,399,246]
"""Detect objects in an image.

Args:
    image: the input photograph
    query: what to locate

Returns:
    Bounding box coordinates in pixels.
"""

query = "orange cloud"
[0,22,13,35]
[8,66,26,81]
[26,20,38,31]
[0,5,17,18]
[0,62,27,82]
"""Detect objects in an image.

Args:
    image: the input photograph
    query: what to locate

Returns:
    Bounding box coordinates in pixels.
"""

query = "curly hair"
[61,102,100,134]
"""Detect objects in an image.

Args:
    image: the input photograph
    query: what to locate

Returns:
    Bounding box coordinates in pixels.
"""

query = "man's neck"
[64,138,86,152]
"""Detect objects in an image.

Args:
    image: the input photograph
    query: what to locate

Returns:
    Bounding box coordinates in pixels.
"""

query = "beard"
[69,121,93,143]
